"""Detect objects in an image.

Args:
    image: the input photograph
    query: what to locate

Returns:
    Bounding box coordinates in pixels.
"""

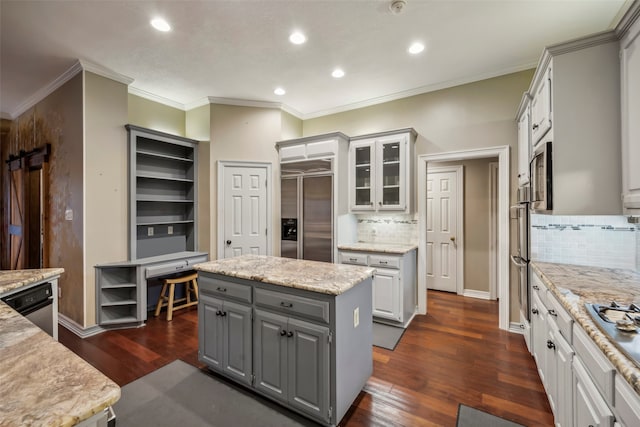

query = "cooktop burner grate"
[586,302,640,369]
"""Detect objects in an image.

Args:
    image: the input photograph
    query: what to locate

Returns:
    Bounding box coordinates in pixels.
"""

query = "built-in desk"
[95,251,208,327]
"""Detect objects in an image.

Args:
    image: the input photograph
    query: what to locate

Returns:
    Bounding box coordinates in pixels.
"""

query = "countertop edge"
[337,243,418,254]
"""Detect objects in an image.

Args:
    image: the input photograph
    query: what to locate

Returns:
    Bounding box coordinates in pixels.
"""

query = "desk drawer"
[144,255,208,279]
[255,288,329,324]
[339,252,368,266]
[199,275,252,303]
[369,255,400,269]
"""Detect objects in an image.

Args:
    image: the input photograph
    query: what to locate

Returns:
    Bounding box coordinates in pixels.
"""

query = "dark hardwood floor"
[59,291,554,426]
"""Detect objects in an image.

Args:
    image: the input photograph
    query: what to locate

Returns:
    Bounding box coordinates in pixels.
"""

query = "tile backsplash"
[356,214,418,244]
[531,215,639,270]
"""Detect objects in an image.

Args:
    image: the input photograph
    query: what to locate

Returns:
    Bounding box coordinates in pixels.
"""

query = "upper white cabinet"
[620,5,640,212]
[526,31,622,215]
[530,67,552,146]
[516,93,532,186]
[277,132,348,163]
[348,128,416,213]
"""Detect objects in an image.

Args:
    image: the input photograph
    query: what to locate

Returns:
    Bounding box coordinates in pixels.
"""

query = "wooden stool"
[154,272,199,321]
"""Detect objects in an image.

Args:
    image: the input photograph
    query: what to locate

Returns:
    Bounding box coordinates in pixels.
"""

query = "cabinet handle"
[349,258,358,262]
[280,330,287,336]
[379,261,387,264]
[280,301,293,308]
[548,309,557,317]
[217,287,227,292]
[287,331,294,338]
[532,124,539,130]
[370,202,373,206]
[533,285,540,290]
[546,340,555,350]
[379,201,382,206]
[216,310,222,316]
[532,308,539,315]
[220,311,227,317]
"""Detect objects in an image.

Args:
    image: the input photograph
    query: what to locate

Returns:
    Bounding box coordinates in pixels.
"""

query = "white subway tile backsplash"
[356,214,418,245]
[531,214,638,270]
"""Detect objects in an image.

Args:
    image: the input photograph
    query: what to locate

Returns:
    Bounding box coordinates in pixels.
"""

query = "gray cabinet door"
[199,294,224,370]
[222,300,253,386]
[287,317,330,422]
[253,309,288,403]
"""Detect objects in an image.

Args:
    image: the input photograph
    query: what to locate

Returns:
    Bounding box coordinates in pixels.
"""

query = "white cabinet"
[338,248,416,328]
[525,31,622,214]
[516,93,532,186]
[621,7,640,212]
[615,374,640,427]
[348,129,416,213]
[530,66,552,146]
[574,357,615,427]
[277,132,348,163]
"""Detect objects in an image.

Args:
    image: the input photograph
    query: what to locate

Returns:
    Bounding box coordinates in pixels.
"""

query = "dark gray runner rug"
[456,404,525,427]
[113,360,316,427]
[372,322,406,350]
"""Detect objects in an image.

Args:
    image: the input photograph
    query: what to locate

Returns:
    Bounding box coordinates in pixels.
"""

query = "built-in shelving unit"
[126,125,199,259]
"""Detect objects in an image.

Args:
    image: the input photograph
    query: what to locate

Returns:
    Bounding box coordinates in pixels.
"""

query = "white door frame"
[489,162,499,300]
[217,161,273,259]
[425,165,464,295]
[418,145,510,330]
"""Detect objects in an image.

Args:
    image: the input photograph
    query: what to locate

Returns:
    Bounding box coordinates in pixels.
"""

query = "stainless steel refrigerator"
[280,160,333,263]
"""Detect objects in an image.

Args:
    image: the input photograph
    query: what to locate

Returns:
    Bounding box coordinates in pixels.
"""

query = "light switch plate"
[148,227,154,236]
[168,225,173,235]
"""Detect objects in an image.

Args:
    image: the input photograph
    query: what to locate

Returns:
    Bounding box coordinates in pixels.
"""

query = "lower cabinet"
[254,309,329,421]
[197,271,373,426]
[574,357,615,427]
[371,268,401,321]
[199,294,252,385]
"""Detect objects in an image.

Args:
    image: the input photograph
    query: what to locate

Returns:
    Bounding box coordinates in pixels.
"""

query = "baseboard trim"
[58,313,105,338]
[509,322,525,334]
[462,289,491,300]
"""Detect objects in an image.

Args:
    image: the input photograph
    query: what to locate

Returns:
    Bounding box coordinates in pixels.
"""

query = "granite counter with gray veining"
[337,242,418,254]
[531,261,640,395]
[0,268,65,295]
[0,269,121,426]
[194,255,375,295]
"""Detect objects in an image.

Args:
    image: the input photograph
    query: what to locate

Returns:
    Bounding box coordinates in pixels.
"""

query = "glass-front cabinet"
[349,129,416,213]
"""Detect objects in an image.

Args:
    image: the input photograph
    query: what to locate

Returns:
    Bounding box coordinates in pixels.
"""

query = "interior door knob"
[450,236,456,242]
[226,240,231,246]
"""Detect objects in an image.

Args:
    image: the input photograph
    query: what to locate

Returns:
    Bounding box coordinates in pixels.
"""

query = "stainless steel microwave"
[530,141,552,212]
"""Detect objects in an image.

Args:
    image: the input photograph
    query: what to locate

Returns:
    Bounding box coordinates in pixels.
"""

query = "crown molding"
[128,86,186,110]
[79,58,133,85]
[616,0,640,37]
[10,60,83,119]
[1,111,13,120]
[301,62,537,120]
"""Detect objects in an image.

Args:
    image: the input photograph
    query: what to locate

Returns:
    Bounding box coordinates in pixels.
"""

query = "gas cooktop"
[586,302,640,369]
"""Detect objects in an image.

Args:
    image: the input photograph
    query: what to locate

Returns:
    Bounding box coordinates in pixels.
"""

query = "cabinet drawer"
[339,252,368,266]
[369,255,400,270]
[547,292,573,344]
[531,273,549,308]
[144,255,208,279]
[615,375,640,427]
[255,288,329,324]
[199,275,252,303]
[573,324,615,403]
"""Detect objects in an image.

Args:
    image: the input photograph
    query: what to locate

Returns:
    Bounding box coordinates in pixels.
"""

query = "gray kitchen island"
[194,255,375,427]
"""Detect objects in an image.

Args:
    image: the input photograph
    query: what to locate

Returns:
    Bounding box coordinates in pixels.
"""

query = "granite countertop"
[194,255,375,295]
[337,242,418,254]
[531,261,640,395]
[0,269,121,426]
[0,268,65,295]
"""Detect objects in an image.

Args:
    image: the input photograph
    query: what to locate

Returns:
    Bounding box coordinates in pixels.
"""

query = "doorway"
[418,146,510,330]
[217,161,272,259]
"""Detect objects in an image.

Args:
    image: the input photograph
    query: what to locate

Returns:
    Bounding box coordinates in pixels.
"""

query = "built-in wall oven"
[530,141,552,212]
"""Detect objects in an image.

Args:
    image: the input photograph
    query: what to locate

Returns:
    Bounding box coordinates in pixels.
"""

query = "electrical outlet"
[168,225,173,235]
[64,209,73,221]
[353,307,359,328]
[148,227,154,236]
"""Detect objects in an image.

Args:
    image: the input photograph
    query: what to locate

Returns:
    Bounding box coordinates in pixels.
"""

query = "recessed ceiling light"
[151,17,171,32]
[289,31,307,45]
[332,68,345,79]
[274,87,286,96]
[408,42,425,55]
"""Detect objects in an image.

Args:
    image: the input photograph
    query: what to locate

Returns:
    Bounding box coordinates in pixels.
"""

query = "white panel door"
[426,171,458,292]
[223,166,268,258]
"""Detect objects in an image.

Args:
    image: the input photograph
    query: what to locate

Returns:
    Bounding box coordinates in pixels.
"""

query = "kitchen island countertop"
[337,241,418,254]
[531,261,640,395]
[0,268,121,426]
[194,254,374,295]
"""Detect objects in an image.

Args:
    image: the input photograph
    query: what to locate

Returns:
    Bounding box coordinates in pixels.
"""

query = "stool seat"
[154,272,199,321]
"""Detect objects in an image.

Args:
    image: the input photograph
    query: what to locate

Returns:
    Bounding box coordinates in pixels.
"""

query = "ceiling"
[0,0,632,120]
